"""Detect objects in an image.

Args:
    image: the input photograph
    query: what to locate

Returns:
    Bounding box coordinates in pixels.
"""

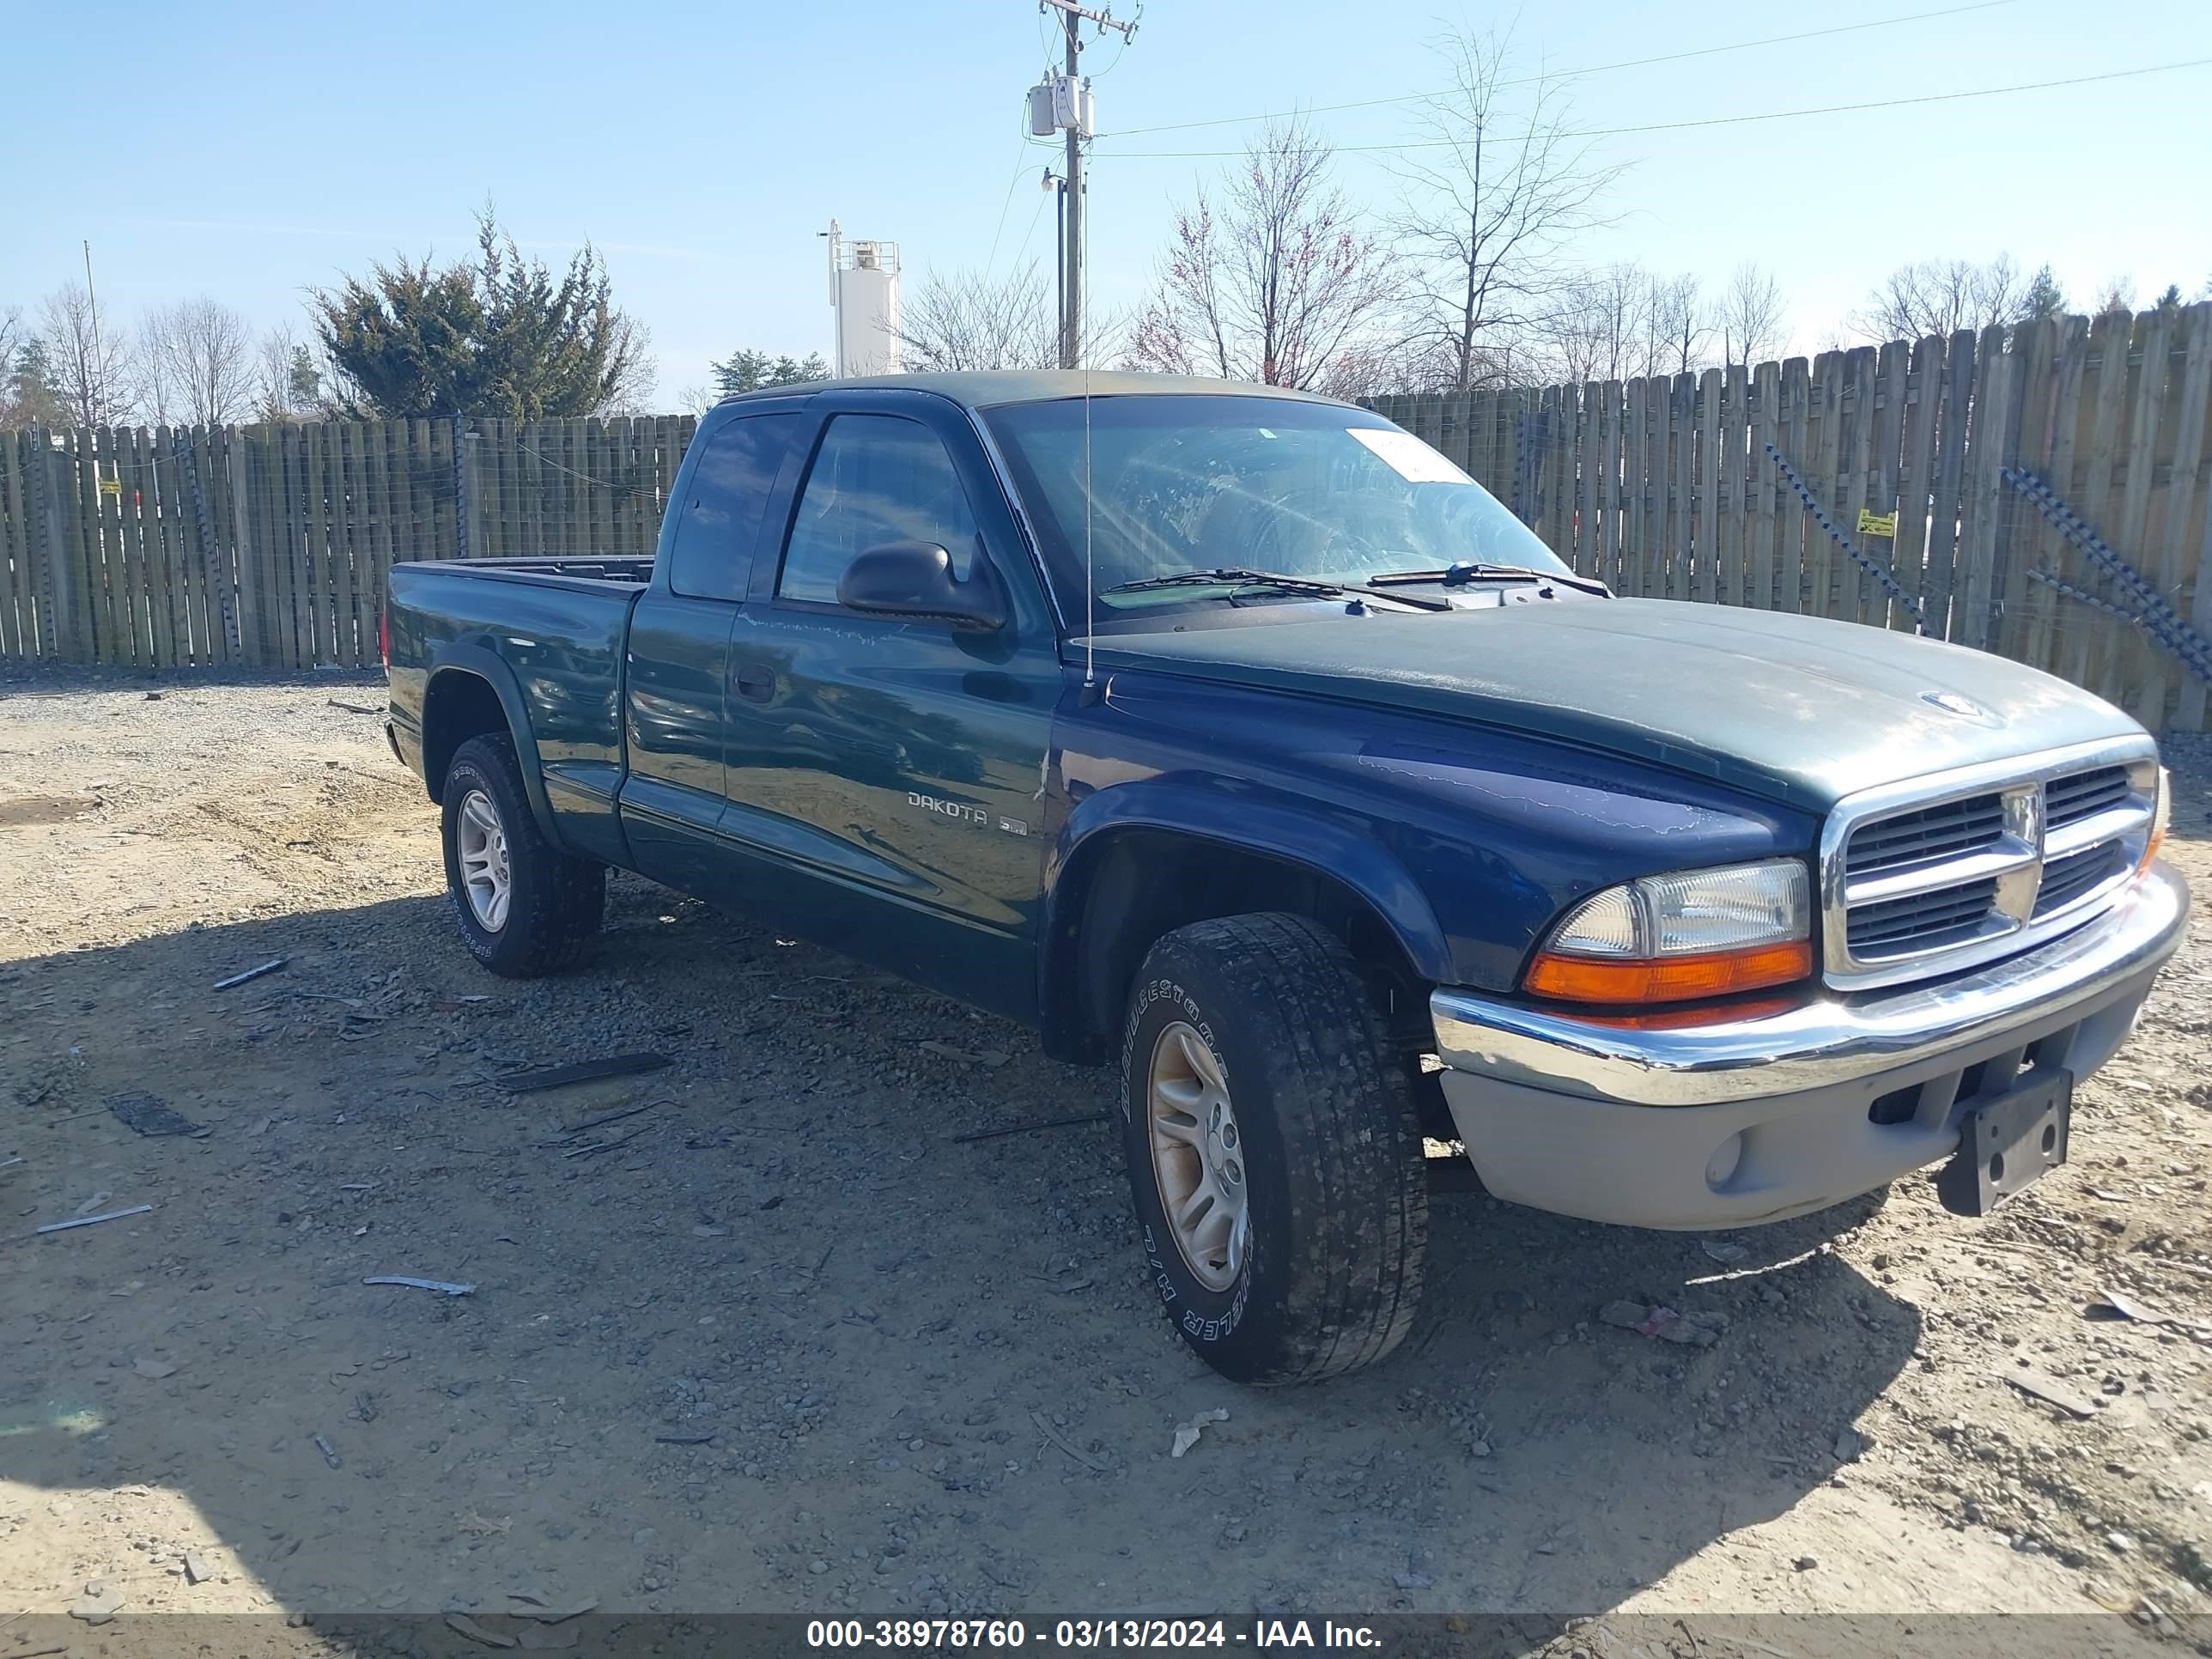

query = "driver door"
[716,391,1060,1019]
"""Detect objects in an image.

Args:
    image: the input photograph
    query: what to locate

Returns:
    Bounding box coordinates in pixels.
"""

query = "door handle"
[736,664,776,702]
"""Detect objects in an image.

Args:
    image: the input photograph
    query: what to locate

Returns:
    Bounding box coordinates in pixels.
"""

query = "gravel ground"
[3,666,2211,1656]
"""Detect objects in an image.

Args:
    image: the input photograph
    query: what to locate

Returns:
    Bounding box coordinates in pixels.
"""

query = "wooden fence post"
[41,435,84,659]
[454,415,475,560]
[181,429,236,658]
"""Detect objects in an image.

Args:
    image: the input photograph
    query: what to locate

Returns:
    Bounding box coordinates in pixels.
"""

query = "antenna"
[1083,365,1095,688]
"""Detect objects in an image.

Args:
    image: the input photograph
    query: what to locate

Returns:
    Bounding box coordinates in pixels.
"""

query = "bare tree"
[1128,120,1399,390]
[1855,256,2023,341]
[598,313,658,416]
[40,280,134,428]
[1390,27,1624,390]
[1313,333,1473,400]
[141,297,257,426]
[1644,273,1711,377]
[2094,275,2136,315]
[1521,262,1644,386]
[895,264,1057,372]
[1717,261,1786,369]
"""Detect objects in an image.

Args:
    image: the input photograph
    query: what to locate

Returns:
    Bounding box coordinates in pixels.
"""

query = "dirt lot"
[3,668,2211,1653]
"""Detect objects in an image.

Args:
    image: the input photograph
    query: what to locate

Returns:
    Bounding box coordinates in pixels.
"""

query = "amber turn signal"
[2138,766,2171,874]
[1524,939,1815,1006]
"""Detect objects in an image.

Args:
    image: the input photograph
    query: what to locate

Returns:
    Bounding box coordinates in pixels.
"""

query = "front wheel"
[439,733,605,976]
[1120,913,1428,1385]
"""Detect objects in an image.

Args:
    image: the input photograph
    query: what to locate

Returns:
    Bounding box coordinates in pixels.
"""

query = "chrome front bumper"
[1431,862,2188,1109]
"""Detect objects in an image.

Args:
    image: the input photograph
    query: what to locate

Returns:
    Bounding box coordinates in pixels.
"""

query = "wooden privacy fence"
[1369,302,2212,733]
[5,308,2212,730]
[0,414,696,672]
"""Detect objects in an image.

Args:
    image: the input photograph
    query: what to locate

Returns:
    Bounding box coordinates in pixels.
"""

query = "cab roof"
[717,370,1356,412]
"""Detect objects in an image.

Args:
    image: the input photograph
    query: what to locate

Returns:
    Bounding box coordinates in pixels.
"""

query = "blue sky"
[5,0,2208,403]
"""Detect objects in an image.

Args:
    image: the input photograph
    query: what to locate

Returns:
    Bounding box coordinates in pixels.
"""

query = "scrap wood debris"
[212,957,288,991]
[494,1052,671,1093]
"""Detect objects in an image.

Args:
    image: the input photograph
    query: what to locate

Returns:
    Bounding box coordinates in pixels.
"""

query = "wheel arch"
[1039,793,1451,1065]
[421,647,563,848]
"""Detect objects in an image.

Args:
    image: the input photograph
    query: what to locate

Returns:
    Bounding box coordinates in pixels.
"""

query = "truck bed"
[385,556,650,869]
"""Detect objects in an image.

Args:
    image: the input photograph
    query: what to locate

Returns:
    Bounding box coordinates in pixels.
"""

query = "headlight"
[1525,859,1814,1005]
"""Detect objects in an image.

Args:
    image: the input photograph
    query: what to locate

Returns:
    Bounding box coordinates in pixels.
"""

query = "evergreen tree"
[2016,264,2066,322]
[286,345,322,408]
[2,335,67,428]
[312,207,652,418]
[708,349,830,399]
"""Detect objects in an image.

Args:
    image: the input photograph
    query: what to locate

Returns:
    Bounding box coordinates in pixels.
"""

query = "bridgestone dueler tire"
[1120,912,1429,1385]
[440,733,605,978]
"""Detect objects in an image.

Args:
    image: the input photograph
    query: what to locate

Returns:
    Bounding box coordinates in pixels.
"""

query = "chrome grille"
[1820,739,2159,989]
[2046,766,2131,828]
[2034,842,2129,918]
[1844,792,2006,879]
[1848,877,2002,958]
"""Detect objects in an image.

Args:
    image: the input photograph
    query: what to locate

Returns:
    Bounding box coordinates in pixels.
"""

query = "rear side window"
[777,414,979,606]
[667,412,801,602]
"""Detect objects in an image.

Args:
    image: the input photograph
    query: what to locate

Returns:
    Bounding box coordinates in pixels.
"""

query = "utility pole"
[1042,170,1066,354]
[1037,0,1133,369]
[1058,5,1081,371]
[82,240,106,429]
[82,240,102,370]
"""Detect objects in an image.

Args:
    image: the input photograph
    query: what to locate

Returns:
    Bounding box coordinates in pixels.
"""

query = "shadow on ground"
[0,873,1927,1637]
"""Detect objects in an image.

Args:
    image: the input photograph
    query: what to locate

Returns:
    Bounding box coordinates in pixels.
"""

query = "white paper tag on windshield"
[1346,427,1473,484]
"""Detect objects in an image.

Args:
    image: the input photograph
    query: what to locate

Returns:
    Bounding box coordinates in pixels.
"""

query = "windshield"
[981,394,1571,618]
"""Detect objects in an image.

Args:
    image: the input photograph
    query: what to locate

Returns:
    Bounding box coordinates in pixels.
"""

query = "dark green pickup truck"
[385,372,2187,1385]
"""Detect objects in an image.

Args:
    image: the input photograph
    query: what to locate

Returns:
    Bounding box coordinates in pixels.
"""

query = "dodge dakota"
[385,372,2187,1385]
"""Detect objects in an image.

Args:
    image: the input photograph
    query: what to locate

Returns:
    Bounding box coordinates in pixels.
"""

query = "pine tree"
[2016,264,2066,322]
[312,207,651,418]
[2,336,66,428]
[708,349,830,399]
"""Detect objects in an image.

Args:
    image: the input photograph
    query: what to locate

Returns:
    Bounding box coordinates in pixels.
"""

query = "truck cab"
[385,373,2188,1387]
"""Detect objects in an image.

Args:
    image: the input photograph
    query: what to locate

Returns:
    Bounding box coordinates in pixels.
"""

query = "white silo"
[825,221,902,377]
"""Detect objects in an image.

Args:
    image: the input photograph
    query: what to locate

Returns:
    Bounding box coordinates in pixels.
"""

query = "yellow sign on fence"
[1856,507,1898,538]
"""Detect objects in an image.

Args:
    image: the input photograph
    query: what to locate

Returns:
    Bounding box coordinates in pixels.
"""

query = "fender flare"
[422,644,567,851]
[1040,776,1455,1047]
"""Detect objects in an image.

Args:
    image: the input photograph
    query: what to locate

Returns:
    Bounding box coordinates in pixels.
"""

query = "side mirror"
[837,540,1007,632]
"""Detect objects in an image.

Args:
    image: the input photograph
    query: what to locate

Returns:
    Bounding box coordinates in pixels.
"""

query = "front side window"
[777,415,980,605]
[982,395,1569,617]
[666,411,801,602]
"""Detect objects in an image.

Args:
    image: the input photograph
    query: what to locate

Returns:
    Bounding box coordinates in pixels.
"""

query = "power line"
[981,142,1036,283]
[1008,184,1054,276]
[1096,0,2021,140]
[1095,57,2212,160]
[1085,0,1145,79]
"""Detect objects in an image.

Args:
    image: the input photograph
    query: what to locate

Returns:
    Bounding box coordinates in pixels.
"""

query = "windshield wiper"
[1367,562,1611,598]
[1101,568,1347,599]
[1101,567,1453,612]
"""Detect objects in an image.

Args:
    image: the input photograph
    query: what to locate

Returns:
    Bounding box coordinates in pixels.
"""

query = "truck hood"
[1080,599,2144,813]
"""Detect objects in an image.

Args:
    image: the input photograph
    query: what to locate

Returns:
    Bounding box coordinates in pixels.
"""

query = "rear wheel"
[1120,912,1428,1385]
[440,733,604,976]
